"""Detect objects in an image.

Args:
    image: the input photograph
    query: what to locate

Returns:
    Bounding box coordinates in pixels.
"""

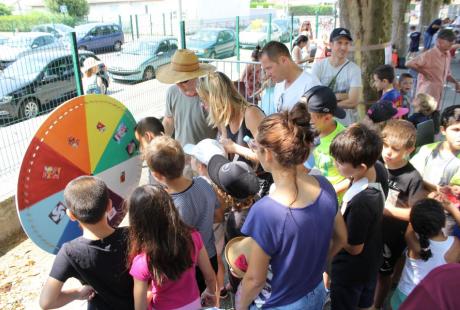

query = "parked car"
[0,50,106,119]
[187,28,236,59]
[107,36,178,81]
[0,32,64,69]
[75,23,124,52]
[239,22,282,48]
[31,23,74,39]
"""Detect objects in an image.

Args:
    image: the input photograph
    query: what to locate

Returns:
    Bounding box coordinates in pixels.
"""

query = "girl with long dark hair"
[391,198,460,309]
[128,185,217,310]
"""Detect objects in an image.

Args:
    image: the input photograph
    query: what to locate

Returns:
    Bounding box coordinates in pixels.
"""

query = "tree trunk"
[391,0,410,64]
[338,0,350,30]
[431,0,443,20]
[420,0,433,32]
[339,0,393,103]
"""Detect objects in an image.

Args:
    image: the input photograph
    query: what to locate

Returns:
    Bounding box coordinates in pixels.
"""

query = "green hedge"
[289,5,334,16]
[250,2,273,9]
[0,11,78,32]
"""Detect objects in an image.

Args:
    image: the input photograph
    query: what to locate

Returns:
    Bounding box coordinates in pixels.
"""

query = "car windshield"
[189,30,218,42]
[122,41,158,55]
[6,37,33,48]
[244,23,267,33]
[2,56,47,78]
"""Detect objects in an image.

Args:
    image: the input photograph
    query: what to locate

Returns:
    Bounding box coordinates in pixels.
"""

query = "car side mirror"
[156,51,164,56]
[218,38,224,43]
[42,74,58,81]
[86,35,93,40]
[31,44,39,49]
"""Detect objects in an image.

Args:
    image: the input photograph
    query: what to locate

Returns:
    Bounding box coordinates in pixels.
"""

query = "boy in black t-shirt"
[39,176,134,310]
[330,123,386,310]
[373,120,426,309]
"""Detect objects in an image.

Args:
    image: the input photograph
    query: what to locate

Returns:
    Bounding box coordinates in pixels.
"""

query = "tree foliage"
[0,4,12,16]
[45,0,89,18]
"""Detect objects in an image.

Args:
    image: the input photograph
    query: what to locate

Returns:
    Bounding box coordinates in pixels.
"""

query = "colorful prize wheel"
[16,95,142,254]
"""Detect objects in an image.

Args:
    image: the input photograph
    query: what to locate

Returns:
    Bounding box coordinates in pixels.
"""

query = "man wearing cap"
[156,49,217,146]
[304,86,348,199]
[260,41,320,113]
[311,28,362,126]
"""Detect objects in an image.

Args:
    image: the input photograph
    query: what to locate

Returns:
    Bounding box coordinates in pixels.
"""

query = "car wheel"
[19,98,40,119]
[142,67,155,81]
[79,45,87,51]
[114,41,122,51]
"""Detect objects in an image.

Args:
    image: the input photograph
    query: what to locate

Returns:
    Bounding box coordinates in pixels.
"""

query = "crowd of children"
[37,26,460,310]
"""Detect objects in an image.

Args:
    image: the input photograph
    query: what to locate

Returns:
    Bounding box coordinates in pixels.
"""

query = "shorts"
[330,277,377,310]
[390,287,408,310]
[379,238,406,275]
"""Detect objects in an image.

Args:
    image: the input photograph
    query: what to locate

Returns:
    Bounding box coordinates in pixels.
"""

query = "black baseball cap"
[303,85,346,119]
[330,28,353,42]
[207,155,259,200]
[367,100,397,123]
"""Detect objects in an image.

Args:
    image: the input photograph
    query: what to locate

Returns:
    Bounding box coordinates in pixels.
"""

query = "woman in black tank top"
[197,71,265,167]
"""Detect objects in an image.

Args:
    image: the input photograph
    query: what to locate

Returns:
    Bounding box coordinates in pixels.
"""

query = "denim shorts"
[249,281,326,310]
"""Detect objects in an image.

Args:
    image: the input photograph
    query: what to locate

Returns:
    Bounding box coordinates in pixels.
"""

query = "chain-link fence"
[0,13,336,197]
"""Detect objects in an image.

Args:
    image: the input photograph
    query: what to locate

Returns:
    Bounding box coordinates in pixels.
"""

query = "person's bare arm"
[133,278,148,310]
[238,239,270,310]
[333,178,351,196]
[197,247,217,307]
[328,211,347,260]
[162,116,174,137]
[337,87,361,109]
[39,277,95,309]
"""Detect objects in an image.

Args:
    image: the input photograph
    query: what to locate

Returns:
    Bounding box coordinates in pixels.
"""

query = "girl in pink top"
[128,185,217,310]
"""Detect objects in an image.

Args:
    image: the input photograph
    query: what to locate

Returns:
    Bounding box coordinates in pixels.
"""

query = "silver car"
[0,32,64,69]
[107,36,178,81]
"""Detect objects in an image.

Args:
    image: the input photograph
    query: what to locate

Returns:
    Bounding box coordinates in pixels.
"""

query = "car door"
[222,31,234,55]
[100,25,113,49]
[34,57,74,109]
[155,40,170,66]
[86,27,99,50]
[214,31,226,56]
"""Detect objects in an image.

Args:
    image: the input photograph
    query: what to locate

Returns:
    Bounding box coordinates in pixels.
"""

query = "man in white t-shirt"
[260,41,320,113]
[311,28,362,126]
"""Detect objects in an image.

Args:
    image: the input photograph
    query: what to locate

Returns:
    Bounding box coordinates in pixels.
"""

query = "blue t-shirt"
[241,175,338,308]
[171,177,219,258]
[381,88,403,109]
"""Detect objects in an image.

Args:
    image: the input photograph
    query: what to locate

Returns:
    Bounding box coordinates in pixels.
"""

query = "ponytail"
[418,233,432,261]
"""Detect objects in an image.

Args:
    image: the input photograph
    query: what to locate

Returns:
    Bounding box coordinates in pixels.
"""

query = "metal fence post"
[170,12,173,35]
[150,14,153,35]
[236,16,240,61]
[135,14,140,39]
[315,9,319,39]
[69,32,83,96]
[268,13,272,42]
[129,15,134,41]
[163,13,166,36]
[180,21,186,49]
[118,15,122,28]
[290,14,294,51]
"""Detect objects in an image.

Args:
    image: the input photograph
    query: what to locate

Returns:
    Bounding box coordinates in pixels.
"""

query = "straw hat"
[224,236,253,278]
[156,49,216,84]
[82,57,102,73]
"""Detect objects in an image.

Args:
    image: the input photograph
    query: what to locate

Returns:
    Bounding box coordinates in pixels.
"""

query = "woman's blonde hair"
[415,93,437,116]
[197,71,249,128]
